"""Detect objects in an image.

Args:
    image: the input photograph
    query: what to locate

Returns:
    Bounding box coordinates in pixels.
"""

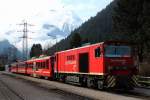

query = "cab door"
[79,53,89,73]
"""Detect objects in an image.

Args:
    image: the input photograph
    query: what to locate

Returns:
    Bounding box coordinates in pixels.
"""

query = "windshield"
[105,45,131,57]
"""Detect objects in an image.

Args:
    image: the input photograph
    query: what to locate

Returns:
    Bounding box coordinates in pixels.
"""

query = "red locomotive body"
[55,43,104,75]
[55,41,138,89]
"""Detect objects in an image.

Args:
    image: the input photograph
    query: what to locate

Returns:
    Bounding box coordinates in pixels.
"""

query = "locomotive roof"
[56,42,104,54]
[56,40,133,54]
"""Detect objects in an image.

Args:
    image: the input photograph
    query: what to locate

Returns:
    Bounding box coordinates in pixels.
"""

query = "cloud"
[0,0,64,43]
[0,0,113,32]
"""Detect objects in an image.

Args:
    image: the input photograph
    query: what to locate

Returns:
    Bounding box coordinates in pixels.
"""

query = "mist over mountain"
[0,39,21,61]
[0,39,13,54]
[39,10,82,37]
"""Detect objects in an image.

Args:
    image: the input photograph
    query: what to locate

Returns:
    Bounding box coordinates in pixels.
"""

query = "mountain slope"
[0,39,14,54]
[0,39,21,61]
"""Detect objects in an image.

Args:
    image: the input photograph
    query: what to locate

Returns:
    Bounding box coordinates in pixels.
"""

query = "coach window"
[38,62,40,68]
[39,62,40,68]
[40,62,42,68]
[46,60,49,69]
[31,63,33,68]
[39,62,41,68]
[42,62,44,68]
[37,62,39,68]
[43,62,45,68]
[42,62,43,68]
[43,62,46,68]
[41,62,43,68]
[95,47,101,57]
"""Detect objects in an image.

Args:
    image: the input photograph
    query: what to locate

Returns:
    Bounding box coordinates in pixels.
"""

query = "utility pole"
[17,20,34,61]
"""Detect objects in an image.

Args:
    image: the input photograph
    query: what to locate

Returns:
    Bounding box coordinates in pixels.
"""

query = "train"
[10,41,138,90]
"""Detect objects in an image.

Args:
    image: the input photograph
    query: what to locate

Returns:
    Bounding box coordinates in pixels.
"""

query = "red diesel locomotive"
[10,41,138,90]
[54,41,138,89]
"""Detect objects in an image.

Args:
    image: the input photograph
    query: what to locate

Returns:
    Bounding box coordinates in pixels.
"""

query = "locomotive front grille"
[105,75,135,89]
[131,75,139,87]
[106,75,116,88]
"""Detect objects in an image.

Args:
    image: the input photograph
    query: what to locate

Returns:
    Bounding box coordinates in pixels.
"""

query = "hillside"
[0,39,21,67]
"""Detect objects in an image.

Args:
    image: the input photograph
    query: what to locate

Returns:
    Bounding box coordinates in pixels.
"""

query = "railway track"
[1,71,150,100]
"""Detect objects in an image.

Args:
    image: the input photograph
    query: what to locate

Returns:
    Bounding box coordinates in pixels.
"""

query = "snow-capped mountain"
[35,9,82,37]
[30,9,82,49]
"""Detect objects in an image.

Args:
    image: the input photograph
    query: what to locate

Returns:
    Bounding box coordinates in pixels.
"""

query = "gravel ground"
[1,72,150,100]
[0,73,91,100]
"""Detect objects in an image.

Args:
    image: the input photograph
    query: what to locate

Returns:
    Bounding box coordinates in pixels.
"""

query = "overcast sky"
[0,0,113,32]
[0,0,113,50]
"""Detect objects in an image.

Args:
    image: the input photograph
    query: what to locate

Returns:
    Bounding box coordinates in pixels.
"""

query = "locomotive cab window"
[95,47,101,57]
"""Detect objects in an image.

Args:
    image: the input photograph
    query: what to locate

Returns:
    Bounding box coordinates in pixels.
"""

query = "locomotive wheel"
[87,78,94,88]
[97,80,104,90]
[59,75,66,82]
[80,77,87,87]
